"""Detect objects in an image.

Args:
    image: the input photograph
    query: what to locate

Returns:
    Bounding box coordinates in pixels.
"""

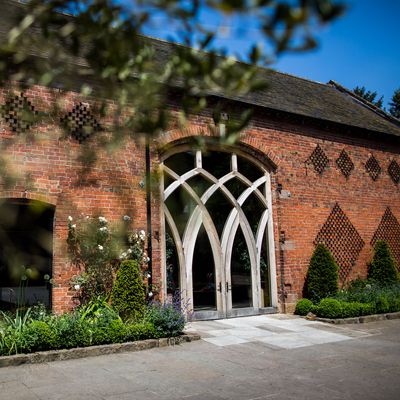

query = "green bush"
[22,321,57,352]
[91,318,127,345]
[294,299,314,316]
[375,295,390,314]
[126,322,157,341]
[111,260,145,321]
[304,244,339,303]
[315,298,342,318]
[368,241,398,285]
[51,313,91,349]
[145,303,185,338]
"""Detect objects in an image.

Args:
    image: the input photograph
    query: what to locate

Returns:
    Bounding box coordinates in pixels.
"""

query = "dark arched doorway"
[0,199,54,310]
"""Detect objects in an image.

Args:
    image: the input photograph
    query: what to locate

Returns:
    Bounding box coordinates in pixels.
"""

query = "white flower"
[98,216,107,223]
[139,230,146,240]
[71,224,76,229]
[148,291,153,298]
[74,284,81,290]
[147,273,151,278]
[68,216,73,222]
[98,245,104,251]
[127,248,132,254]
[120,252,127,258]
[99,226,108,232]
[123,215,131,221]
[86,215,90,219]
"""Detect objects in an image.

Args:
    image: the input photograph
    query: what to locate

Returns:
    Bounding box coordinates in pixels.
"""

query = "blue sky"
[139,0,399,108]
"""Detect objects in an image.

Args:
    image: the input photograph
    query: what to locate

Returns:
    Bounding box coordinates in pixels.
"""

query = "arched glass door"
[162,149,276,319]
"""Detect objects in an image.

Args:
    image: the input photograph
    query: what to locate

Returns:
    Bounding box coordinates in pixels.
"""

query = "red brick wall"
[1,85,399,313]
[0,86,148,313]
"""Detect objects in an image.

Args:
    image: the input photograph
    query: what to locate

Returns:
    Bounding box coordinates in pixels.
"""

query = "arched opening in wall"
[0,199,54,310]
[162,146,277,320]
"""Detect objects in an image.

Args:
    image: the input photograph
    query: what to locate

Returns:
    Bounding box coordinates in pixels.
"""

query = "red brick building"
[1,0,399,318]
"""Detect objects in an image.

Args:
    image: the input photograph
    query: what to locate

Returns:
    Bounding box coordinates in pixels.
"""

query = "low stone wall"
[0,334,200,368]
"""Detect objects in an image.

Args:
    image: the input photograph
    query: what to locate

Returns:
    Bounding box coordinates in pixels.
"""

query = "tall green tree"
[353,86,384,109]
[304,244,339,303]
[388,88,400,119]
[368,240,398,285]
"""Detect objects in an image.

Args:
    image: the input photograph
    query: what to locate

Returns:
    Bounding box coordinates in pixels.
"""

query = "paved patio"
[186,314,360,348]
[1,315,399,400]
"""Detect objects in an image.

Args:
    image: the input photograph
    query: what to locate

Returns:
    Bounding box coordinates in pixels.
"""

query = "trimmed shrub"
[23,321,57,352]
[91,319,127,345]
[145,303,185,338]
[294,299,314,316]
[111,260,146,321]
[51,313,91,349]
[368,241,398,285]
[315,298,342,319]
[126,322,157,341]
[304,244,339,303]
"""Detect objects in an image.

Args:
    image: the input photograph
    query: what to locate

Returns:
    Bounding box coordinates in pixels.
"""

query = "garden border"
[0,333,200,368]
[310,311,400,325]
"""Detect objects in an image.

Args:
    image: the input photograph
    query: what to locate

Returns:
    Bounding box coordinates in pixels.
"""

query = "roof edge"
[328,80,400,128]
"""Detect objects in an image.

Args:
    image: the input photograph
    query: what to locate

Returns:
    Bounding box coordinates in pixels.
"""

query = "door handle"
[226,282,231,292]
[217,282,222,292]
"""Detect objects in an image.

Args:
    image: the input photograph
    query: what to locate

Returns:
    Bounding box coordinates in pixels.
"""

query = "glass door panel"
[192,225,217,311]
[230,228,252,309]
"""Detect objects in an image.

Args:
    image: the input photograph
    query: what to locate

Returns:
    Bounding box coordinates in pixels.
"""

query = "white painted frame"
[161,148,277,319]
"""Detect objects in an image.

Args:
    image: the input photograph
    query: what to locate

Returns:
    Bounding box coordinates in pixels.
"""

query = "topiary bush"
[368,240,399,285]
[111,260,146,321]
[315,298,342,318]
[304,244,339,303]
[294,298,314,316]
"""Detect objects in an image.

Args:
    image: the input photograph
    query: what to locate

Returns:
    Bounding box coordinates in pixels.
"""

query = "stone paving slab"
[186,315,354,349]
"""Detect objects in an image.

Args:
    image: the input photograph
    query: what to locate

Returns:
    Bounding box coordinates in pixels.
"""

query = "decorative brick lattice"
[1,93,38,133]
[388,160,400,184]
[371,207,400,269]
[61,102,100,143]
[315,203,365,281]
[308,145,329,174]
[336,149,354,178]
[365,155,381,181]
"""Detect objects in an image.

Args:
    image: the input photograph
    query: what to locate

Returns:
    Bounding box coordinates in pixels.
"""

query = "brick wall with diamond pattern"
[0,86,155,313]
[1,84,400,314]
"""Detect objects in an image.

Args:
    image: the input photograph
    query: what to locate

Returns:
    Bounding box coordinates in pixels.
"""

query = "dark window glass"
[186,174,212,198]
[237,155,264,183]
[192,225,216,311]
[230,228,252,308]
[202,151,231,178]
[164,151,194,176]
[165,185,197,238]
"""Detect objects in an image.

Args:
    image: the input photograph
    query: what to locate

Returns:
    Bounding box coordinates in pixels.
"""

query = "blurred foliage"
[0,1,345,167]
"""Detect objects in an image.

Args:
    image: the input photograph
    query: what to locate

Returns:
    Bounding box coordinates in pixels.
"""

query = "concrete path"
[1,316,400,400]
